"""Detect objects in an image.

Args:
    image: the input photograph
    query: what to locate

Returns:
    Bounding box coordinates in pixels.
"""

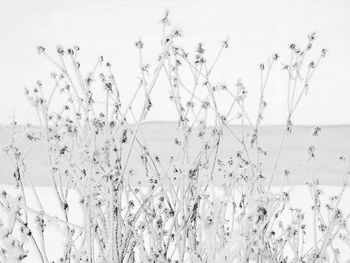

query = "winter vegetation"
[1,12,350,263]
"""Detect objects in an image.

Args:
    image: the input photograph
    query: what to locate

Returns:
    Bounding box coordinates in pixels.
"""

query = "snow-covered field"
[1,124,349,261]
[1,184,350,262]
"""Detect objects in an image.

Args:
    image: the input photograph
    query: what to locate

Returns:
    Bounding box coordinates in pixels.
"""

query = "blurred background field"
[1,122,349,186]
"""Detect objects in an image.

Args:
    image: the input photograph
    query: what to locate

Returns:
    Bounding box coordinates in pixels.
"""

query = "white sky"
[0,0,350,125]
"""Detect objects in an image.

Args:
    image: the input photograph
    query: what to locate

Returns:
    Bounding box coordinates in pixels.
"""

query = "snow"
[1,184,350,262]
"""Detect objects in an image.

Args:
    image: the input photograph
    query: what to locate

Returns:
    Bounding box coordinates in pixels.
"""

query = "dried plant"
[0,12,349,263]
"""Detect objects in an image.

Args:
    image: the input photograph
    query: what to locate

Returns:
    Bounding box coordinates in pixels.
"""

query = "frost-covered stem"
[267,124,289,191]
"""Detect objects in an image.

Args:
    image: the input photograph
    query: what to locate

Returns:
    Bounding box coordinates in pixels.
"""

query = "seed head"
[135,40,144,49]
[312,126,321,136]
[272,53,279,61]
[57,45,64,55]
[309,61,315,69]
[160,10,170,25]
[222,38,229,49]
[321,48,328,57]
[37,46,45,54]
[308,32,317,41]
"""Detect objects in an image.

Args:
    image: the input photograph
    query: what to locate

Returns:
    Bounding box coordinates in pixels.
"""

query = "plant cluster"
[0,12,349,263]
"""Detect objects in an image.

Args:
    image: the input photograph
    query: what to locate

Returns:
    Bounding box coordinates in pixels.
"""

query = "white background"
[0,0,349,125]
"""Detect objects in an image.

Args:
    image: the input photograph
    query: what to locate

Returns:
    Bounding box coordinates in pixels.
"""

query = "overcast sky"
[0,0,349,125]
